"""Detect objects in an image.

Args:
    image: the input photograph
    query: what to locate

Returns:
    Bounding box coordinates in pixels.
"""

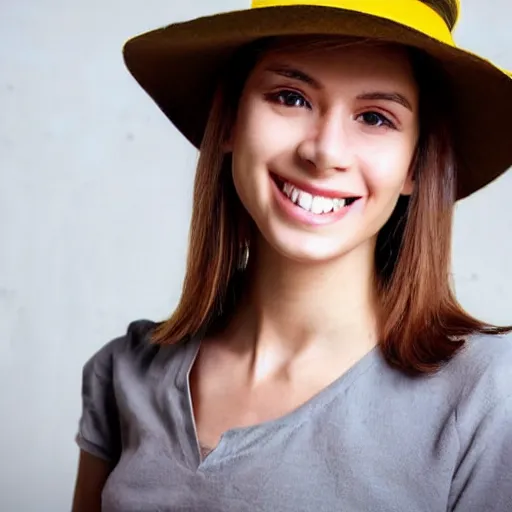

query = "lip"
[270,171,360,200]
[270,174,362,227]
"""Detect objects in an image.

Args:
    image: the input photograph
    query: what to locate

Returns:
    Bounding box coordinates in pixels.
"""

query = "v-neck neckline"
[180,333,382,469]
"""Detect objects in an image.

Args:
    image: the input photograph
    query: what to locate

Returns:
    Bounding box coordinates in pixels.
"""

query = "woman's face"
[229,41,420,263]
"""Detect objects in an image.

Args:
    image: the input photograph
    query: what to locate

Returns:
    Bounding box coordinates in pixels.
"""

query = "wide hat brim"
[123,4,512,200]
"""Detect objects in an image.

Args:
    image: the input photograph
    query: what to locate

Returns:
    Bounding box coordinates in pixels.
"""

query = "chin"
[264,228,355,264]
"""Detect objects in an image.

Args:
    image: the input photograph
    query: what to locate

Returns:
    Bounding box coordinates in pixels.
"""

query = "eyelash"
[266,89,397,130]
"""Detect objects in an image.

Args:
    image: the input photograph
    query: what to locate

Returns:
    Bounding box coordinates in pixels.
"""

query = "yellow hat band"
[251,0,455,46]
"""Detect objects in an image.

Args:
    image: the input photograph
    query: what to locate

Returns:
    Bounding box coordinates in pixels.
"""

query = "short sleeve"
[75,338,122,462]
[449,393,512,511]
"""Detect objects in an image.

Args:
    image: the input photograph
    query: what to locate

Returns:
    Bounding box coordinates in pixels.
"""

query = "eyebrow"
[265,65,322,89]
[356,92,413,112]
[264,65,414,111]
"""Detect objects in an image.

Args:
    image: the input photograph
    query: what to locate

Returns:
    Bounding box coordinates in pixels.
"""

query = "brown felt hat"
[122,0,512,200]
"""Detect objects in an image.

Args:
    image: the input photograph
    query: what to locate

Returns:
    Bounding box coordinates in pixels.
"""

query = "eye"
[357,111,396,129]
[266,90,312,109]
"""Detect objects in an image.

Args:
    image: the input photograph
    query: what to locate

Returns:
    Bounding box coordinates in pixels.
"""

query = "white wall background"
[0,1,510,510]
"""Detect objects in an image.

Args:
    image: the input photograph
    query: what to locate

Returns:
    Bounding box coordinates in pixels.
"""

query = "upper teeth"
[282,181,347,213]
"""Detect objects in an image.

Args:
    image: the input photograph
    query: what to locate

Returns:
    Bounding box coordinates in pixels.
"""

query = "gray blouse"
[76,319,512,511]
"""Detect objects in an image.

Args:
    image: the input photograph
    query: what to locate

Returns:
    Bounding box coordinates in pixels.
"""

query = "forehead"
[250,40,417,91]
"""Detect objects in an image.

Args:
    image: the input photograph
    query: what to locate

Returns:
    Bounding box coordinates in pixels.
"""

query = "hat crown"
[252,0,459,33]
[251,0,456,43]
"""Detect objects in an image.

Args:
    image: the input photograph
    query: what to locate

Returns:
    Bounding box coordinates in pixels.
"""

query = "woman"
[72,1,512,511]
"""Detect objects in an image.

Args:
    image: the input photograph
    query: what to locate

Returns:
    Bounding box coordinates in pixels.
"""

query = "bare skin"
[192,43,418,453]
[72,450,112,512]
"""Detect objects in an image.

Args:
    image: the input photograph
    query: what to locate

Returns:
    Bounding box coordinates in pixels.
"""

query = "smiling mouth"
[271,174,361,215]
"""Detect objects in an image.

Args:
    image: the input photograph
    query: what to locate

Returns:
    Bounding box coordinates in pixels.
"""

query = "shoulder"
[82,318,200,379]
[82,319,163,378]
[77,319,160,461]
[445,332,512,510]
[441,331,512,432]
[448,331,512,401]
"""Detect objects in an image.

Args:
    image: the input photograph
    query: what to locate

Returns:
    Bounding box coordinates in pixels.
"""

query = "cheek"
[231,105,260,186]
[233,94,307,165]
[359,140,415,196]
[232,104,267,177]
[231,101,299,195]
[231,102,275,218]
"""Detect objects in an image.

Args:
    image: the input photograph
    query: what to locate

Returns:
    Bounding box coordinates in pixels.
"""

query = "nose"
[297,110,354,175]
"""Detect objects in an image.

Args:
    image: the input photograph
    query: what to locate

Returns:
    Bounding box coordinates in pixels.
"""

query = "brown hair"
[150,34,511,375]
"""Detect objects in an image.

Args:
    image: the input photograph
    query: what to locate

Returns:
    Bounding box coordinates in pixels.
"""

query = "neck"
[227,236,380,361]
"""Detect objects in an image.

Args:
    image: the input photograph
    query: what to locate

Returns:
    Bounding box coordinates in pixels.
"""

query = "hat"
[122,0,512,200]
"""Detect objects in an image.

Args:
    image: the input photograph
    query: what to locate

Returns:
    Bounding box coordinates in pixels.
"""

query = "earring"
[238,241,250,271]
